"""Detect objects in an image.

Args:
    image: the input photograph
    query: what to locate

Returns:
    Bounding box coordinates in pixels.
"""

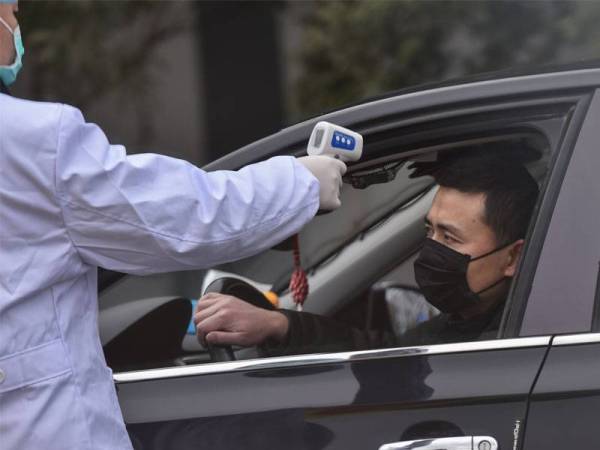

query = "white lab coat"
[0,93,319,449]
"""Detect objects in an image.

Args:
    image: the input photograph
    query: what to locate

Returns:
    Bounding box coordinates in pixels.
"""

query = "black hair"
[434,154,539,245]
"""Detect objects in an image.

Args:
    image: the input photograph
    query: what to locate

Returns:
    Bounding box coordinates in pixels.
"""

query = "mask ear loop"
[470,241,514,262]
[469,241,516,295]
[474,276,508,296]
[0,16,14,35]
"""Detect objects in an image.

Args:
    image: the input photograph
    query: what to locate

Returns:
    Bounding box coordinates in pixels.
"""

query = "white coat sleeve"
[54,104,319,275]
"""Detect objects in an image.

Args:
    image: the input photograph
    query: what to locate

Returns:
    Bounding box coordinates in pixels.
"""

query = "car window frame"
[208,96,581,359]
[271,94,594,349]
[105,74,600,376]
[593,267,600,332]
[214,97,578,351]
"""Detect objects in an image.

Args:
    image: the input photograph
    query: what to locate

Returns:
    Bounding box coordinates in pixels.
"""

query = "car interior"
[99,104,560,373]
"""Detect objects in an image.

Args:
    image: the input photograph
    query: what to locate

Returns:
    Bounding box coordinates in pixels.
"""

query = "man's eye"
[425,226,433,237]
[444,234,458,244]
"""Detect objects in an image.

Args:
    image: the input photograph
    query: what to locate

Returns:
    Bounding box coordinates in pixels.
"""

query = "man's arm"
[194,294,398,356]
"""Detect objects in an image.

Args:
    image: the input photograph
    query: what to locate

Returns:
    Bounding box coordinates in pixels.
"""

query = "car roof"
[205,60,600,172]
[313,59,600,116]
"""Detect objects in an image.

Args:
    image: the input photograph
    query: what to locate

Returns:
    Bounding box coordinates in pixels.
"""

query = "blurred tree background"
[292,0,600,118]
[14,0,600,162]
[20,1,191,108]
[18,1,193,148]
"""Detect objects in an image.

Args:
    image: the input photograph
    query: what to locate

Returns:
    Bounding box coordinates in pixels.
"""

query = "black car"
[99,63,600,450]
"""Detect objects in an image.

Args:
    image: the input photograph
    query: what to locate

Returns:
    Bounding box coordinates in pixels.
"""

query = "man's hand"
[297,155,347,211]
[194,293,289,347]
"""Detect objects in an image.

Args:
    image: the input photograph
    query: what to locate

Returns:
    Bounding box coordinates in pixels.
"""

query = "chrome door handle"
[379,436,498,450]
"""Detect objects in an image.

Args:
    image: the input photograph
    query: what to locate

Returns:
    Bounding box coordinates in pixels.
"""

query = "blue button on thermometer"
[307,121,363,162]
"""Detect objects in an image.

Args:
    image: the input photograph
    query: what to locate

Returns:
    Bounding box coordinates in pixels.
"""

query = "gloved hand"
[297,155,347,211]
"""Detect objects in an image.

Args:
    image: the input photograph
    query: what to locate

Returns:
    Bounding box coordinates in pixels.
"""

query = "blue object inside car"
[187,299,198,335]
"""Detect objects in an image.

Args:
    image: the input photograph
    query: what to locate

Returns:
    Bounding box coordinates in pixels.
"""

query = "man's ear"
[503,239,525,277]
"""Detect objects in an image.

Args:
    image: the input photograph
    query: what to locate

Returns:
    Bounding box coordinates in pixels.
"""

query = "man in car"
[194,154,539,355]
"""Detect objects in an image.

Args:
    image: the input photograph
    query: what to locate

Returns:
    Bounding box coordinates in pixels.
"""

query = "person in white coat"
[0,2,347,449]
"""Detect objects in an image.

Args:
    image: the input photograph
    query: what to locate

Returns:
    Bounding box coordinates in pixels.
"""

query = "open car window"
[99,94,575,372]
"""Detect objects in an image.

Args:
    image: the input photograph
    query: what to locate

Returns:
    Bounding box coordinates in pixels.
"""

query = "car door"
[516,88,600,449]
[114,69,600,450]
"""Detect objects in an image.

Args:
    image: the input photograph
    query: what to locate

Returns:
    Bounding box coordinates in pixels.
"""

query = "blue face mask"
[0,16,24,86]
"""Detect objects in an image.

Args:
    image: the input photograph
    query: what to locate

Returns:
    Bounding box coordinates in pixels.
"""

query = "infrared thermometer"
[307,121,363,162]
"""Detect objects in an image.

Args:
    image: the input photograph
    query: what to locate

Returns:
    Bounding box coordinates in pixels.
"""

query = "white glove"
[297,155,347,211]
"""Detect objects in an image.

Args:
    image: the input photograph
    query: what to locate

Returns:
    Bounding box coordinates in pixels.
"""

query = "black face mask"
[414,238,510,314]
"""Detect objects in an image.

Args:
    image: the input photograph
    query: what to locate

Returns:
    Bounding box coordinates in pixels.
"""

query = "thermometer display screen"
[313,128,324,148]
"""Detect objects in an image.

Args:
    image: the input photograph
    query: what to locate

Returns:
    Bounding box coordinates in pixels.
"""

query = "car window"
[101,100,574,372]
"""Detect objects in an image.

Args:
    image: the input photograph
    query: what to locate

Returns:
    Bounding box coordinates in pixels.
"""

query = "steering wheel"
[202,277,276,362]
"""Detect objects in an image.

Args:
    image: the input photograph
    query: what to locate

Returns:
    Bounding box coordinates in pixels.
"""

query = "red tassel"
[289,234,309,311]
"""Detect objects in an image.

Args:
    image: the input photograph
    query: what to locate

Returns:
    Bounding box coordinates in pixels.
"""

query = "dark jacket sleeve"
[259,309,398,357]
[256,299,505,357]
